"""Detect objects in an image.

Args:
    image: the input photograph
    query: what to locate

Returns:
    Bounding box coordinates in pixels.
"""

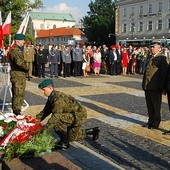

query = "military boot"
[55,140,70,150]
[85,127,100,140]
[13,110,21,116]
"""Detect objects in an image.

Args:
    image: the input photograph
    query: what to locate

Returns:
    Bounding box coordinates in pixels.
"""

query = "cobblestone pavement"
[1,72,170,170]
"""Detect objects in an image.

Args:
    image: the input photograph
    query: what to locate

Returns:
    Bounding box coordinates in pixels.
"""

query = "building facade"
[29,12,76,38]
[115,0,170,47]
[36,27,85,47]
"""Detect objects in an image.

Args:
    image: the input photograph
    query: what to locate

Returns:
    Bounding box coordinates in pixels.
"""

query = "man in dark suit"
[142,42,168,129]
[37,44,48,78]
[116,45,123,75]
[109,46,118,75]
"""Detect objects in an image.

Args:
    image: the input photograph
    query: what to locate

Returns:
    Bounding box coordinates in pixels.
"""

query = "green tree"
[0,0,43,46]
[81,0,116,46]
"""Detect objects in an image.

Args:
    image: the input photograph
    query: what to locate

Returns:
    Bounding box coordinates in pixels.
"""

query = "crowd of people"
[2,40,170,78]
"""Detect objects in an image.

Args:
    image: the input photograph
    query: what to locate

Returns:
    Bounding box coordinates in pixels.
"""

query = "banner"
[9,12,30,48]
[17,12,30,34]
[8,12,30,58]
[2,11,11,35]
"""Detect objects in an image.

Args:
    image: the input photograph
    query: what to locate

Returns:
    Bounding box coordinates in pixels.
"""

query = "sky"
[40,0,92,24]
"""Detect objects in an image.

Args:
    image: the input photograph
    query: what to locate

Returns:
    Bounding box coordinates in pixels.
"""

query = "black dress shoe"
[142,123,149,127]
[163,130,170,135]
[148,126,158,129]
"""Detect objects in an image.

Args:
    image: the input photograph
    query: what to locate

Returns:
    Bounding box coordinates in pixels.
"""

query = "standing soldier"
[9,33,28,115]
[72,44,83,76]
[48,45,60,78]
[32,43,40,77]
[24,42,35,79]
[142,42,168,129]
[61,45,72,78]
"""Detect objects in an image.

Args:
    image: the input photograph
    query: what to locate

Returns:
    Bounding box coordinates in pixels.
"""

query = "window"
[123,9,126,17]
[40,24,44,29]
[148,4,152,13]
[131,7,134,15]
[167,19,170,29]
[139,6,143,14]
[139,22,143,31]
[53,25,56,29]
[157,20,162,30]
[147,21,152,31]
[158,2,162,12]
[122,23,126,33]
[130,23,135,32]
[47,24,50,29]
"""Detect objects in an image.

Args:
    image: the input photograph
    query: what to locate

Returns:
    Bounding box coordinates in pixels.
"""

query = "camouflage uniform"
[9,45,28,115]
[24,45,35,78]
[36,90,87,142]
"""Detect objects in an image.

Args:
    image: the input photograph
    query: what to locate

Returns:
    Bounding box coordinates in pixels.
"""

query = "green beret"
[14,33,25,40]
[38,79,53,89]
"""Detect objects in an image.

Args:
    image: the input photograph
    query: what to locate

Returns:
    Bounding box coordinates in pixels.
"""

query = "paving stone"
[1,73,170,169]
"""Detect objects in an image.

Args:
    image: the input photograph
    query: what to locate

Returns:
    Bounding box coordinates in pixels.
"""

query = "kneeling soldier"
[36,79,100,149]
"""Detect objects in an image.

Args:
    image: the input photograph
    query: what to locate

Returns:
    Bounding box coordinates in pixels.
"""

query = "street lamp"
[108,33,116,45]
[108,33,116,37]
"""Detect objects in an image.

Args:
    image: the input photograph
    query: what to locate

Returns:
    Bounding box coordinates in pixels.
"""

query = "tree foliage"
[0,0,43,46]
[81,0,116,46]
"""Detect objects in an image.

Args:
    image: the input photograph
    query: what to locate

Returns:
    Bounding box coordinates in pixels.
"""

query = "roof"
[29,12,75,22]
[37,27,84,38]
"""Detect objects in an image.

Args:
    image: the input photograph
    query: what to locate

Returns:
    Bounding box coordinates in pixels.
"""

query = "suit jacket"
[37,49,48,64]
[116,49,122,62]
[142,53,168,91]
[48,49,60,63]
[109,50,118,63]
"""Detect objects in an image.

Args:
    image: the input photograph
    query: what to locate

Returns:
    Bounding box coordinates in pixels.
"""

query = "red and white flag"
[0,11,3,48]
[9,12,30,49]
[17,12,29,34]
[2,11,11,35]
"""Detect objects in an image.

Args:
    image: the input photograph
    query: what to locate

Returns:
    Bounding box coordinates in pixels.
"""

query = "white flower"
[4,118,14,123]
[16,115,25,119]
[4,113,15,118]
[0,115,5,120]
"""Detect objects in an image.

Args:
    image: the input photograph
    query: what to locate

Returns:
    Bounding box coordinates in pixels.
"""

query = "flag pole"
[9,34,11,46]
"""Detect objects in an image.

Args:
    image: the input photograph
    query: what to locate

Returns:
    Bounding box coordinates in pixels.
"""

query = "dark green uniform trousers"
[145,90,162,128]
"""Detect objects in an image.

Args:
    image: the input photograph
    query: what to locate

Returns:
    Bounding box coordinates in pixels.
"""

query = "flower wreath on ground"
[0,113,56,161]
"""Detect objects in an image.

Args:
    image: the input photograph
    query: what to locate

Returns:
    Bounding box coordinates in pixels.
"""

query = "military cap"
[38,79,53,89]
[14,33,25,40]
[39,43,43,46]
[150,41,161,46]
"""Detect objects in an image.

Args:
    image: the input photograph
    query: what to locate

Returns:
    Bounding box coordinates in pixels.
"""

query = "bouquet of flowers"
[0,113,56,161]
